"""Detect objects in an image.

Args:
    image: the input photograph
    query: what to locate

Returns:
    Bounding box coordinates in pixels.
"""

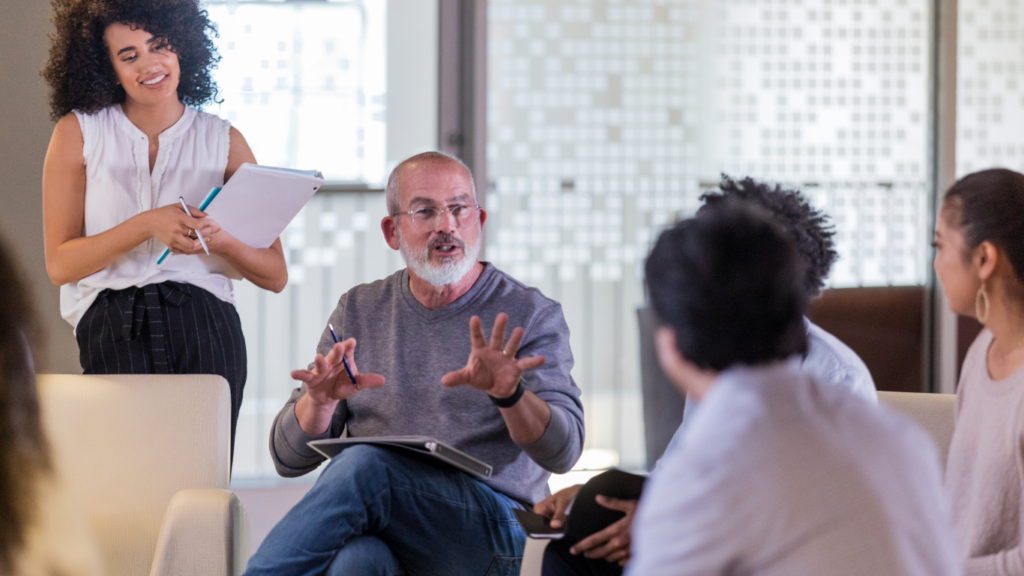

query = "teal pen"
[157,186,223,265]
[328,323,359,388]
[179,197,209,255]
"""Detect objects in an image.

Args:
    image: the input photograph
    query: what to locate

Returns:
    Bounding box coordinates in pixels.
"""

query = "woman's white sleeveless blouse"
[61,105,239,330]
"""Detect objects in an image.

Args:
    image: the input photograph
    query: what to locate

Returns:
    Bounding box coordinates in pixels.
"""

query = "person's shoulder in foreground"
[630,361,959,576]
[627,199,960,576]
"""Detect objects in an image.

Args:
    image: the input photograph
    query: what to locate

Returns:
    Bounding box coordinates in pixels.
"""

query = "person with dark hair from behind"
[697,176,876,404]
[623,201,960,575]
[936,168,1024,574]
[41,0,288,464]
[0,235,103,575]
[535,176,877,575]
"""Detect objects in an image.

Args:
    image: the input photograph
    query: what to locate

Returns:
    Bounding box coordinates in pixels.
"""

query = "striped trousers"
[76,281,247,467]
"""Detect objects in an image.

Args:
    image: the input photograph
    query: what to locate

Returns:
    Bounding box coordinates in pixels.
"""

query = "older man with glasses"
[244,152,585,576]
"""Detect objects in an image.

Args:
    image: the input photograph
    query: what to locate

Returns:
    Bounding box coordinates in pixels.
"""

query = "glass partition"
[487,0,932,471]
[954,0,1024,369]
[204,0,438,481]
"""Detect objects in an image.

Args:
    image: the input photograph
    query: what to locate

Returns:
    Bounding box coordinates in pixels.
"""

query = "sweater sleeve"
[512,303,584,473]
[268,293,354,476]
[268,384,349,477]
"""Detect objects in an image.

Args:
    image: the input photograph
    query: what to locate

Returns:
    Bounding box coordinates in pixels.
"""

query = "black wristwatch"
[489,381,525,408]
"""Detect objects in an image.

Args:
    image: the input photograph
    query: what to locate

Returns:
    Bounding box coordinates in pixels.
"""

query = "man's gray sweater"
[269,264,585,504]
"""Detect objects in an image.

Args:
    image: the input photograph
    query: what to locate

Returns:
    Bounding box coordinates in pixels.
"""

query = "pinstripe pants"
[76,281,247,466]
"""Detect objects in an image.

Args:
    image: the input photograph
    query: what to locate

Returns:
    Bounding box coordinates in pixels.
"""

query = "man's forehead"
[398,161,475,204]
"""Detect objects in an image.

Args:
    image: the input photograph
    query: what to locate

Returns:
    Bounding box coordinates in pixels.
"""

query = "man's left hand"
[569,495,638,567]
[441,313,545,398]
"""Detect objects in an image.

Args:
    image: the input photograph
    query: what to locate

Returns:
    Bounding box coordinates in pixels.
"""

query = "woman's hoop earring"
[976,282,991,325]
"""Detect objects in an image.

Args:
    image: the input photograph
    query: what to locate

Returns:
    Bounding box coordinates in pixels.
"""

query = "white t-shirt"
[61,104,238,330]
[627,359,961,576]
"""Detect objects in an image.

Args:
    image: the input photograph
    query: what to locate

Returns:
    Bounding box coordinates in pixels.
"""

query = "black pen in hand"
[328,323,359,390]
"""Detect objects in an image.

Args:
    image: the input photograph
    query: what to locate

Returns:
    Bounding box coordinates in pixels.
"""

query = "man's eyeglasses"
[393,204,481,231]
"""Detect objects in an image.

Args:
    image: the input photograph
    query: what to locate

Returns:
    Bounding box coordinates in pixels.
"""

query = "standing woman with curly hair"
[41,0,287,463]
[937,169,1024,574]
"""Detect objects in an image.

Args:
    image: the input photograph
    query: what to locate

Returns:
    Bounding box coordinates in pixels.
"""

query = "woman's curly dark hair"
[698,176,838,297]
[42,0,220,121]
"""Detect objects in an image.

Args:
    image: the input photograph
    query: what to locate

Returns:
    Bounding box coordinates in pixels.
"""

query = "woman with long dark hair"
[41,0,287,460]
[937,168,1024,574]
[0,235,102,575]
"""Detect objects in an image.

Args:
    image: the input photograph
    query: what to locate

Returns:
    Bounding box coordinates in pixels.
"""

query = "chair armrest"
[519,538,550,576]
[149,489,250,576]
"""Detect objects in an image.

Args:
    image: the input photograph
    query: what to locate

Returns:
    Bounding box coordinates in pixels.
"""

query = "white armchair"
[37,374,249,576]
[878,391,956,471]
[521,538,550,576]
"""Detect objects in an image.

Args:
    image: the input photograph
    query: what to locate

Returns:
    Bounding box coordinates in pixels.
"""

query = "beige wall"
[0,1,81,374]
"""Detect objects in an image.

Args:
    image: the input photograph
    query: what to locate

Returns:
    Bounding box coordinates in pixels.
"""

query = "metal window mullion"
[927,0,959,394]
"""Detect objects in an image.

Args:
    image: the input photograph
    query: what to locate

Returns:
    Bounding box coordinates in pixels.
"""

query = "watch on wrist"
[489,381,525,408]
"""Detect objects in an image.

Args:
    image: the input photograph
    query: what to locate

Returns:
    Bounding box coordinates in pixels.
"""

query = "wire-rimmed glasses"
[393,204,481,231]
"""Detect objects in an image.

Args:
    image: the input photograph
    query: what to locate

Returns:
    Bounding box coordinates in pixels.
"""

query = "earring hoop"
[976,281,991,325]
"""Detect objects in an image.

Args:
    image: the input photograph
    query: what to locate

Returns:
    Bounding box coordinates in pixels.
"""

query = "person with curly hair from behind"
[0,233,104,576]
[41,0,288,464]
[533,177,878,576]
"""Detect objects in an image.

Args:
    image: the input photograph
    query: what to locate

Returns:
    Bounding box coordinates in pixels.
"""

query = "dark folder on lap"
[513,469,646,547]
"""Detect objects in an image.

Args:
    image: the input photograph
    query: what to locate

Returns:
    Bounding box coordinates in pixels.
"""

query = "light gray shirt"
[268,264,584,504]
[627,359,961,576]
[669,318,877,463]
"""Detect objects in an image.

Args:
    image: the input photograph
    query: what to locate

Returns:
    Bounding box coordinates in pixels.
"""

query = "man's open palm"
[441,313,545,397]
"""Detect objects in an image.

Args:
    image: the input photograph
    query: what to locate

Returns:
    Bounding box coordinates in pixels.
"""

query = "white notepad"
[204,163,324,249]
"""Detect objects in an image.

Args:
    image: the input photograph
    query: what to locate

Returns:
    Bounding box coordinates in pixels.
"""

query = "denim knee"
[318,445,394,491]
[325,535,403,576]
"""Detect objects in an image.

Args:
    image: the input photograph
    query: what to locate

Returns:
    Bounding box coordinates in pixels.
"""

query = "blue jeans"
[244,445,526,576]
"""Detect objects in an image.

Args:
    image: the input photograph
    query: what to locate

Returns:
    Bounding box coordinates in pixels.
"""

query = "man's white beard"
[397,228,481,287]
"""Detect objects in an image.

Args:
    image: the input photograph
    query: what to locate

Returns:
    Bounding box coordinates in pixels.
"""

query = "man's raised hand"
[441,313,545,398]
[291,339,385,407]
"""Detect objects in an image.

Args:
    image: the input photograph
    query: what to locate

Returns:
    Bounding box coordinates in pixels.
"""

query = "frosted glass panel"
[487,0,932,471]
[957,0,1024,177]
[203,0,436,481]
[207,1,387,185]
